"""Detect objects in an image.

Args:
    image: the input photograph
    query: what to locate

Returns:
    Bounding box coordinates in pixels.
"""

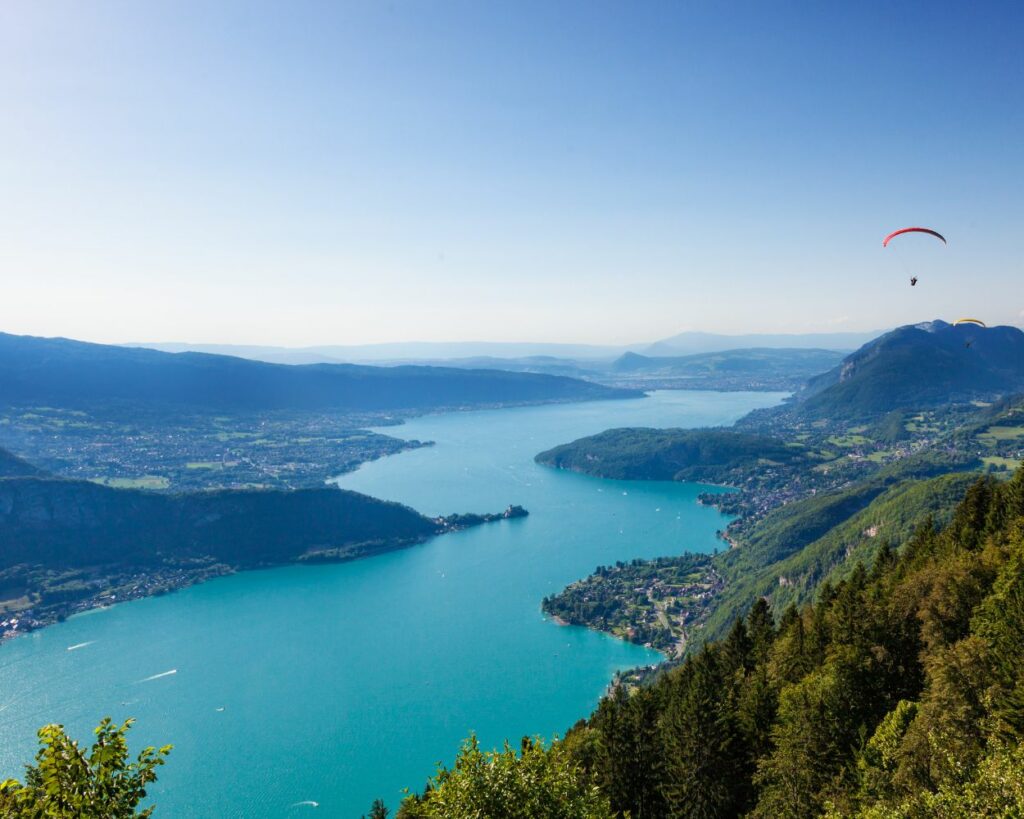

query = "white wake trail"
[138,669,177,683]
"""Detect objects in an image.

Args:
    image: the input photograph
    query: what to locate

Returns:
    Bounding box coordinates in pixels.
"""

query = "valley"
[0,389,780,817]
[5,6,1022,815]
[4,321,1024,817]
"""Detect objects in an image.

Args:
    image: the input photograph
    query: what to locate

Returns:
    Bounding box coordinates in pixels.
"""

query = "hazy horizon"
[8,325,899,356]
[3,2,1022,346]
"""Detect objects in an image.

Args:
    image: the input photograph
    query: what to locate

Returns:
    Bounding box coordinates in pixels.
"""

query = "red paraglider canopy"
[882,227,947,247]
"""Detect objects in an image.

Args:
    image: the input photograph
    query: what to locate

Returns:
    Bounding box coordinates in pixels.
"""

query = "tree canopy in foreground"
[0,718,170,818]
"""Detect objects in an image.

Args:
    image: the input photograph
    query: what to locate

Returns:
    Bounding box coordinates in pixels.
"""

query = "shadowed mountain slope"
[0,447,45,478]
[0,477,439,570]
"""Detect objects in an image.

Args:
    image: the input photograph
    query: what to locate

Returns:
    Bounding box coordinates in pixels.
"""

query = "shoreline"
[540,554,723,683]
[1,508,528,647]
[1,562,235,644]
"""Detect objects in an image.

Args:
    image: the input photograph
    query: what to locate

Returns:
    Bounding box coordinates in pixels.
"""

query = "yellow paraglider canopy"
[953,318,987,328]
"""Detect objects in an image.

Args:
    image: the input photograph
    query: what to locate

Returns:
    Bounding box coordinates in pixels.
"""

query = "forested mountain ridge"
[0,332,639,414]
[397,470,1024,817]
[644,329,881,357]
[794,320,1024,418]
[125,344,849,392]
[0,477,438,568]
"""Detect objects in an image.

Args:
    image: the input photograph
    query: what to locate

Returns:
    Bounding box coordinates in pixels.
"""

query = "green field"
[978,425,1024,443]
[92,476,171,490]
[982,456,1020,471]
[904,412,941,433]
[826,434,870,447]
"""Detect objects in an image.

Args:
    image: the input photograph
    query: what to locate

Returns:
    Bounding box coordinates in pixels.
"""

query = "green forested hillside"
[398,471,1024,817]
[0,477,438,570]
[705,472,979,642]
[536,428,805,483]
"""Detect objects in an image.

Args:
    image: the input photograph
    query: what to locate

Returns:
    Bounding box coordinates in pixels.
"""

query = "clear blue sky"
[1,1,1021,346]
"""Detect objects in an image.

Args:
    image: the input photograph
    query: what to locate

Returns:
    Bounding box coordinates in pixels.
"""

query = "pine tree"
[720,617,752,680]
[737,665,777,778]
[752,667,849,818]
[363,798,389,819]
[592,685,666,818]
[746,598,776,667]
[660,650,741,818]
[947,476,996,551]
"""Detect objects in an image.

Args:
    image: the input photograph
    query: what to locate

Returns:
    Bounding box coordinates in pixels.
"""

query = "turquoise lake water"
[0,390,785,817]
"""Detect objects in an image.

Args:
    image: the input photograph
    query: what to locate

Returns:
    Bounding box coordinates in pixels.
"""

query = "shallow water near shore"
[0,390,785,816]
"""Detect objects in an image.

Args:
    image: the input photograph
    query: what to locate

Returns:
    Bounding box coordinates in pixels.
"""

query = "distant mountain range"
[642,329,885,357]
[363,355,598,378]
[609,348,846,384]
[795,320,1024,417]
[129,340,629,364]
[128,329,886,366]
[0,332,638,414]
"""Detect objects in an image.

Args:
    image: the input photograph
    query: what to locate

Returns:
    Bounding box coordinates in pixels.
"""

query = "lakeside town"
[0,404,428,491]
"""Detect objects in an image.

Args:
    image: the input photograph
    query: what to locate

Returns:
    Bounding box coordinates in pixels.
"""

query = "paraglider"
[884,227,946,286]
[953,319,986,350]
[882,227,947,247]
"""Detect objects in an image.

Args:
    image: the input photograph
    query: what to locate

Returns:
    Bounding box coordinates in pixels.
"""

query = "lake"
[0,390,785,816]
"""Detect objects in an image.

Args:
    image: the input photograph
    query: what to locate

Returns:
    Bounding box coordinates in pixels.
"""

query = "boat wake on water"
[290,800,319,808]
[67,641,95,651]
[138,669,177,683]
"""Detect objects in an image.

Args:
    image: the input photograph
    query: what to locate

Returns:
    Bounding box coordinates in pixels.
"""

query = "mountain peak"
[912,319,952,332]
[796,320,1024,418]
